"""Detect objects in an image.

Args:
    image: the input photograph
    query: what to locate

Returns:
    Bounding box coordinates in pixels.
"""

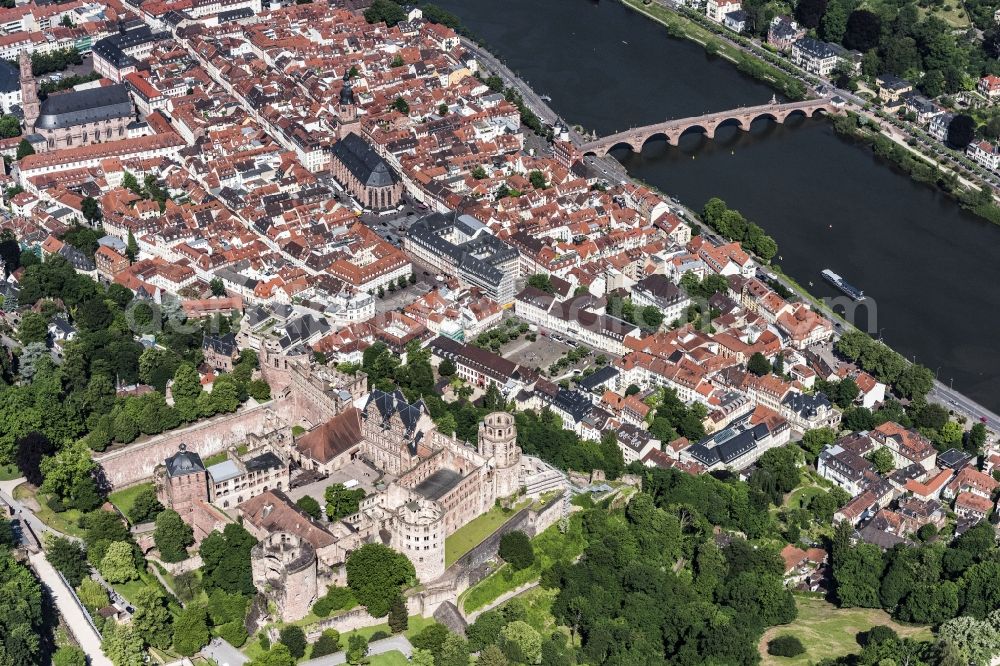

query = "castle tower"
[478,412,521,499]
[19,52,39,134]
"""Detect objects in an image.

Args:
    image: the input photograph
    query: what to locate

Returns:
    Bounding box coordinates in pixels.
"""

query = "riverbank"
[618,0,807,101]
[830,113,1000,225]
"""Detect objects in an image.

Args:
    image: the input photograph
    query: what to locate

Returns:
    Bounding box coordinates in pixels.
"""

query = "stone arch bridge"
[580,98,842,155]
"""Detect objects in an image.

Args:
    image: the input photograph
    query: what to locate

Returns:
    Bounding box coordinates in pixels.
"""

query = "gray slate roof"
[330,132,399,188]
[165,445,205,478]
[36,84,132,130]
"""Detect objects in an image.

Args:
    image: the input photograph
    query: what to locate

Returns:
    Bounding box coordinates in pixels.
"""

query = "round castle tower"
[390,498,446,582]
[478,412,521,500]
[250,532,318,623]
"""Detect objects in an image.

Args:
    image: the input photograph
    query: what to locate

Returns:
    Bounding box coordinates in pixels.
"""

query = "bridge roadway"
[580,97,841,155]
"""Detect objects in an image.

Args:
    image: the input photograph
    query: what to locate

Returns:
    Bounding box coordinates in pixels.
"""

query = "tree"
[439,634,471,666]
[296,495,322,520]
[326,483,366,521]
[639,305,664,330]
[122,172,140,195]
[126,230,138,262]
[129,486,164,523]
[843,10,881,51]
[14,432,55,486]
[866,447,895,474]
[528,170,547,189]
[438,358,456,377]
[71,476,102,511]
[364,0,405,26]
[209,278,226,296]
[279,625,307,660]
[346,634,369,664]
[102,623,144,666]
[154,509,194,562]
[968,422,988,455]
[948,115,977,149]
[172,605,210,656]
[311,629,341,657]
[500,620,542,665]
[390,96,409,114]
[81,197,101,225]
[15,138,34,160]
[799,427,835,459]
[527,273,554,293]
[387,593,409,633]
[346,543,416,617]
[100,541,138,583]
[200,524,257,596]
[795,0,826,27]
[479,645,510,666]
[747,352,771,377]
[171,362,202,422]
[47,536,89,586]
[411,622,449,658]
[53,647,87,666]
[18,311,48,345]
[467,610,505,651]
[499,530,535,570]
[768,635,805,657]
[132,588,173,650]
[210,374,241,413]
[248,644,295,666]
[40,440,96,501]
[821,0,854,42]
[834,543,883,608]
[938,616,1000,665]
[472,165,487,179]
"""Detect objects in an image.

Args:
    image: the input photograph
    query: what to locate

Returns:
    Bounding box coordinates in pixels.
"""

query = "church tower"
[337,69,357,138]
[19,52,39,134]
[478,412,521,499]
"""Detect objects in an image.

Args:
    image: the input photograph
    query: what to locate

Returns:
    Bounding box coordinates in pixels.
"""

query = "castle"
[273,388,522,582]
[155,384,526,622]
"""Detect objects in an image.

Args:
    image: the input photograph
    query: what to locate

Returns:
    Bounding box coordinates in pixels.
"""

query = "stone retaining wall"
[94,401,291,489]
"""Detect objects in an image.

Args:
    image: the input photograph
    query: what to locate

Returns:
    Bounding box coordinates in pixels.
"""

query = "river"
[436,0,1000,411]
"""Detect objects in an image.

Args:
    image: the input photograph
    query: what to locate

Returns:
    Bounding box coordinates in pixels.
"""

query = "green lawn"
[245,614,437,662]
[369,651,410,666]
[760,596,933,665]
[108,482,154,522]
[13,484,86,537]
[202,452,229,467]
[0,463,20,481]
[445,500,528,568]
[785,485,825,510]
[461,514,585,614]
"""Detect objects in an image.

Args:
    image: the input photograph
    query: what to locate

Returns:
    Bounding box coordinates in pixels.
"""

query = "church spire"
[19,52,39,134]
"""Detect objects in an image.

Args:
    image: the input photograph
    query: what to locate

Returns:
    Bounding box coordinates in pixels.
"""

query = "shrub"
[311,629,341,658]
[370,630,390,641]
[499,531,534,570]
[279,625,307,660]
[864,625,899,646]
[768,635,805,657]
[217,620,247,647]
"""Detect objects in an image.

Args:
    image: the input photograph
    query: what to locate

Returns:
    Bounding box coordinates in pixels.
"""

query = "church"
[19,52,135,152]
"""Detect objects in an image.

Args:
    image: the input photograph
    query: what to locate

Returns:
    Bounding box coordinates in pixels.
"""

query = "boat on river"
[821,269,865,301]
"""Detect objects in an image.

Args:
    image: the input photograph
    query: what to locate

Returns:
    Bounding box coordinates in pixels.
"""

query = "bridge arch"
[639,132,672,150]
[749,111,780,125]
[605,140,640,155]
[677,124,712,140]
[715,117,748,133]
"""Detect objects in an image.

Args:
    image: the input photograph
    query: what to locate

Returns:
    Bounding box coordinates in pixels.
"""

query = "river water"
[436,0,1000,411]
